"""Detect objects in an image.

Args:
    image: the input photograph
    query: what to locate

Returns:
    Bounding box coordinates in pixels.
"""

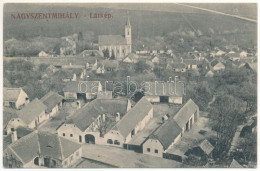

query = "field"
[4,3,257,47]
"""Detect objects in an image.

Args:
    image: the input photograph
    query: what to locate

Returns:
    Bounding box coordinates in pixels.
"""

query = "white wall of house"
[169,96,182,104]
[145,96,160,103]
[62,147,82,168]
[6,118,26,134]
[27,111,46,129]
[58,124,84,143]
[143,138,164,158]
[16,90,29,109]
[104,130,125,147]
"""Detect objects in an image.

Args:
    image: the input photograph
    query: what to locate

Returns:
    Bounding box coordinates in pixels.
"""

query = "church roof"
[99,35,127,46]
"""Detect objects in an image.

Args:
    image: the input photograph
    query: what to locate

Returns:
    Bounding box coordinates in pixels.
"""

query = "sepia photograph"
[1,1,258,169]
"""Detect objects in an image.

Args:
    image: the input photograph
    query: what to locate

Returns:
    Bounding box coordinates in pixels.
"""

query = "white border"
[0,1,259,171]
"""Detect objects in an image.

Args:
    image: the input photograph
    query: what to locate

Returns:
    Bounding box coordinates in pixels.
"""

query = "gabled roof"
[63,81,100,93]
[229,159,243,168]
[99,35,127,46]
[5,131,81,164]
[3,126,34,150]
[17,98,47,124]
[171,63,186,69]
[40,91,63,113]
[198,139,214,155]
[183,59,197,65]
[245,63,257,72]
[112,97,152,138]
[102,60,119,69]
[173,99,198,129]
[228,53,240,58]
[144,82,184,97]
[68,99,130,131]
[3,87,25,101]
[150,119,182,150]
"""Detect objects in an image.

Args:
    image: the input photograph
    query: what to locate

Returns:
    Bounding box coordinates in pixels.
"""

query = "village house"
[40,91,64,118]
[144,82,184,104]
[98,17,132,59]
[211,60,225,71]
[240,50,247,57]
[3,131,82,168]
[38,50,49,57]
[240,62,257,73]
[12,98,47,130]
[167,63,186,72]
[185,139,214,158]
[151,56,160,64]
[105,97,153,148]
[3,126,34,151]
[102,60,119,72]
[3,87,29,109]
[123,53,139,63]
[60,35,77,56]
[228,53,241,61]
[229,159,243,168]
[63,81,102,101]
[183,59,198,69]
[97,91,113,99]
[143,119,182,158]
[143,99,199,158]
[57,99,131,145]
[215,49,226,56]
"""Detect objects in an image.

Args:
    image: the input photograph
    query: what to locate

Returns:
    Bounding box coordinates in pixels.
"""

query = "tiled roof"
[3,87,23,101]
[173,99,198,129]
[230,159,243,168]
[150,119,182,150]
[17,98,47,124]
[40,91,63,113]
[68,99,130,132]
[112,97,152,138]
[99,35,127,46]
[5,131,81,164]
[199,139,214,155]
[3,127,34,150]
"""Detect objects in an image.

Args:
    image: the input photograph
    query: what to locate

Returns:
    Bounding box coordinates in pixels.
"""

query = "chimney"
[11,129,18,143]
[162,114,169,122]
[116,112,121,122]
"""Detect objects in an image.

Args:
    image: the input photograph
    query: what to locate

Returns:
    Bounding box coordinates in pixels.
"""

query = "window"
[63,133,65,136]
[114,140,120,145]
[107,139,113,144]
[70,134,73,137]
[147,148,150,152]
[70,155,74,161]
[11,128,15,132]
[155,149,158,153]
[79,136,82,143]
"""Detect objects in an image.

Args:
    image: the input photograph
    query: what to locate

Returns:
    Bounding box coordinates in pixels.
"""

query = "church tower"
[125,17,132,53]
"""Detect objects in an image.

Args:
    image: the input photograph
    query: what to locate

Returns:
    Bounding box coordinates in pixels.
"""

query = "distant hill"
[3,3,257,46]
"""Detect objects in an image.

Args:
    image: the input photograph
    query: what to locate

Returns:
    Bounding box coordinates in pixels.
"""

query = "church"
[98,17,132,59]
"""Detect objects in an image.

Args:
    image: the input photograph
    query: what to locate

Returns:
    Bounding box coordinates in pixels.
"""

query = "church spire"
[126,16,131,26]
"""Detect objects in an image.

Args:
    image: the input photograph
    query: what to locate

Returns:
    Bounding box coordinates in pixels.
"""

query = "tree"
[102,48,109,59]
[110,50,115,60]
[78,32,84,41]
[209,95,246,157]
